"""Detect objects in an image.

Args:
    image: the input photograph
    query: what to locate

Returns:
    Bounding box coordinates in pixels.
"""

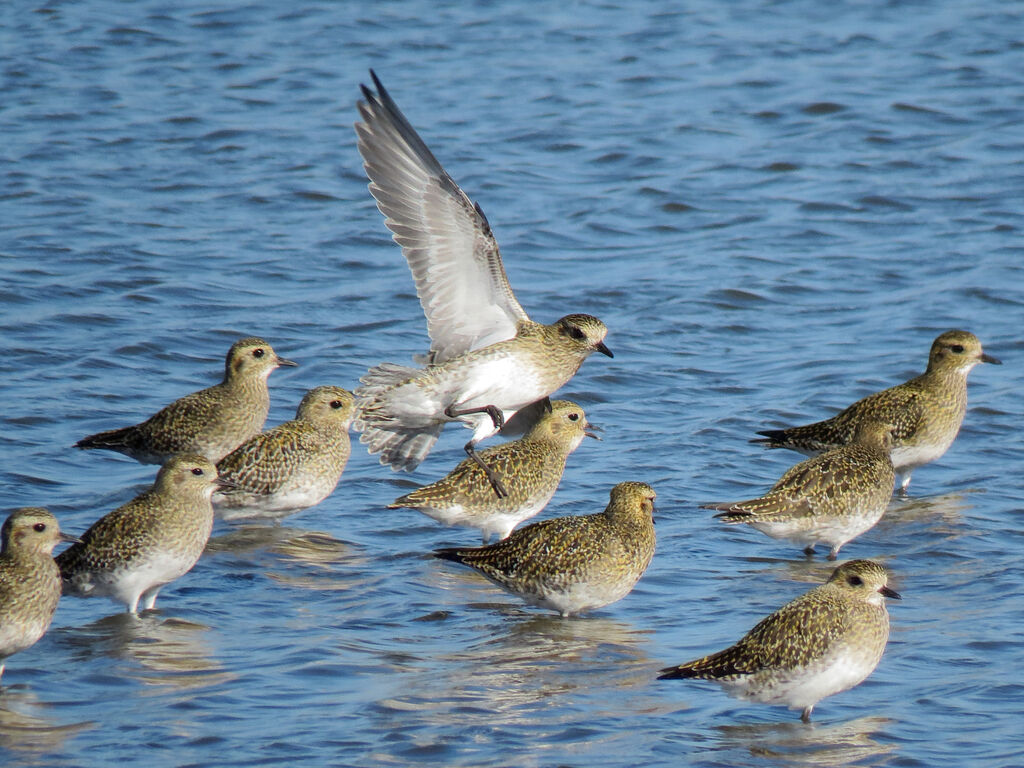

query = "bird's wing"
[355,71,529,363]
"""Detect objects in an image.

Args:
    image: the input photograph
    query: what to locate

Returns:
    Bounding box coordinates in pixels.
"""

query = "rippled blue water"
[2,1,1022,766]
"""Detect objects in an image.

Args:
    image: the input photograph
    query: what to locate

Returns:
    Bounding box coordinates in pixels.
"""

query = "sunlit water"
[2,1,1023,766]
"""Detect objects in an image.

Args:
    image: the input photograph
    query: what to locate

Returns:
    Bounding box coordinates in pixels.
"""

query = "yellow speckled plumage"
[753,330,999,491]
[434,481,656,617]
[57,454,223,614]
[709,421,895,559]
[215,386,355,520]
[0,508,75,681]
[389,400,598,542]
[75,337,297,464]
[659,559,900,722]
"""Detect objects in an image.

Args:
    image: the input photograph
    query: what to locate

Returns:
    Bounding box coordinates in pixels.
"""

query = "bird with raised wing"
[352,72,612,498]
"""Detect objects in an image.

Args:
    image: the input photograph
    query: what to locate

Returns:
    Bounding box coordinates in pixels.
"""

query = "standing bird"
[75,337,297,464]
[434,481,656,617]
[707,421,895,560]
[389,400,599,542]
[57,454,225,614]
[0,508,78,681]
[214,386,356,520]
[659,559,900,723]
[352,71,612,498]
[752,330,1000,492]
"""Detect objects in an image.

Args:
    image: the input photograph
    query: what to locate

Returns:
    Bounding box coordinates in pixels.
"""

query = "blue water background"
[1,1,1023,766]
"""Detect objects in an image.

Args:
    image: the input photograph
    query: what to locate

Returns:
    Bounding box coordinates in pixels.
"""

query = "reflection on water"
[883,491,972,529]
[59,613,232,691]
[714,716,898,767]
[0,691,93,756]
[376,613,655,727]
[207,525,371,591]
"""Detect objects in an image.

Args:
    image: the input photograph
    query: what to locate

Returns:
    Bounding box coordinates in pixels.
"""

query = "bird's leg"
[141,586,162,612]
[445,403,504,431]
[463,440,508,499]
[800,705,813,723]
[445,404,508,498]
[803,545,816,557]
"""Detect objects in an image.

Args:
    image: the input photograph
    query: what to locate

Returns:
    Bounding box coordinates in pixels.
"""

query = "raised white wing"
[355,72,530,364]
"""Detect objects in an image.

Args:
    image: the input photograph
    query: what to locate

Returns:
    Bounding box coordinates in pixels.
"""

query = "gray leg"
[445,404,508,498]
[463,440,508,499]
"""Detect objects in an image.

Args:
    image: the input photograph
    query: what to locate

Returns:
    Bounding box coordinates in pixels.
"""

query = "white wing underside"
[355,73,530,364]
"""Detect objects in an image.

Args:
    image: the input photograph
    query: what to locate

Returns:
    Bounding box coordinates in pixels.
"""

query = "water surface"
[2,1,1023,766]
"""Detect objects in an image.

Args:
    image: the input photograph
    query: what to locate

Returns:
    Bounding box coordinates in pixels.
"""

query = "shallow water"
[2,1,1023,766]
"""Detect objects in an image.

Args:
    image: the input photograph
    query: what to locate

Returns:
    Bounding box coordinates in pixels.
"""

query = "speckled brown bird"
[214,386,356,520]
[708,421,896,560]
[0,508,78,681]
[434,481,656,617]
[752,330,999,492]
[352,72,612,498]
[75,337,297,464]
[389,400,598,542]
[659,559,900,723]
[57,454,225,614]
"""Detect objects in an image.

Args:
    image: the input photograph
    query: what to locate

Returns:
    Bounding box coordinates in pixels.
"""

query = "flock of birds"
[0,72,1001,724]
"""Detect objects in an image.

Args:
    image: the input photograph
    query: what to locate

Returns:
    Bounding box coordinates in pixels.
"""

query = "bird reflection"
[206,524,370,591]
[376,613,653,724]
[714,715,898,766]
[881,491,970,528]
[0,690,93,754]
[60,613,232,691]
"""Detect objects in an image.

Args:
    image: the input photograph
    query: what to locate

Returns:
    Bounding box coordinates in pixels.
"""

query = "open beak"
[595,341,613,358]
[880,585,901,600]
[584,422,603,441]
[980,352,1001,365]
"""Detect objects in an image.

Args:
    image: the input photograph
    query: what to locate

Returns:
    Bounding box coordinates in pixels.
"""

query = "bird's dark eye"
[191,467,205,476]
[252,348,266,358]
[330,400,343,409]
[950,344,965,354]
[567,412,580,421]
[847,575,864,587]
[569,326,586,340]
[33,523,46,532]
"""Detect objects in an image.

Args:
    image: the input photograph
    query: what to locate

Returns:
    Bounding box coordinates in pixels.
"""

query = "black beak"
[595,341,613,358]
[980,352,1001,365]
[59,531,83,544]
[880,585,901,600]
[215,477,239,490]
[584,423,603,441]
[276,356,299,367]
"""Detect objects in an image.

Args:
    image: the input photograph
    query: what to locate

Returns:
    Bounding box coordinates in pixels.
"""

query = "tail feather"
[657,663,702,680]
[433,547,469,564]
[357,361,420,398]
[710,508,757,524]
[359,422,442,471]
[75,424,139,453]
[750,429,787,447]
[355,362,444,471]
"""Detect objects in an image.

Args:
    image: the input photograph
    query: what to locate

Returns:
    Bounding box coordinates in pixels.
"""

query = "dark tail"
[75,425,134,450]
[433,547,469,564]
[657,664,700,680]
[750,429,787,447]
